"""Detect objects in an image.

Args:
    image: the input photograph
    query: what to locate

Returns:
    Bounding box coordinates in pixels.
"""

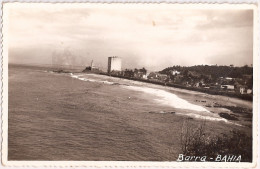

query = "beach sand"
[8,64,252,161]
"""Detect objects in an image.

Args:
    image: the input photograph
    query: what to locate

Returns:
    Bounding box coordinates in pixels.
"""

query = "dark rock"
[219,112,238,121]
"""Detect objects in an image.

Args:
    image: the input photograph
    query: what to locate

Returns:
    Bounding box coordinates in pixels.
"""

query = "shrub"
[180,119,252,162]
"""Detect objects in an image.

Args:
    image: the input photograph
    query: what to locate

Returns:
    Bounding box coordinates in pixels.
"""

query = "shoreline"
[8,64,253,103]
[69,72,252,130]
[69,71,252,110]
[97,72,253,102]
[8,64,252,161]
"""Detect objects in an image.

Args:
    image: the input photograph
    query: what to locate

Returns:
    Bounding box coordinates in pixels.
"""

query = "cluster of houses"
[193,77,253,94]
[83,59,252,95]
[109,68,253,95]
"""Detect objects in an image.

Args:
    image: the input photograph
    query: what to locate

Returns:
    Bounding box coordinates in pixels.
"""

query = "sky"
[7,4,254,71]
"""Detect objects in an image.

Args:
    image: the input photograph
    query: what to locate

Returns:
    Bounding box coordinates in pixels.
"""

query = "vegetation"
[105,72,253,101]
[180,119,252,162]
[160,65,253,79]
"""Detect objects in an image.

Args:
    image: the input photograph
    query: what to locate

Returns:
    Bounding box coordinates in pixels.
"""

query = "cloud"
[7,4,254,71]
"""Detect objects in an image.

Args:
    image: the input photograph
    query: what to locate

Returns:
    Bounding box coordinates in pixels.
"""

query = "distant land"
[159,65,253,79]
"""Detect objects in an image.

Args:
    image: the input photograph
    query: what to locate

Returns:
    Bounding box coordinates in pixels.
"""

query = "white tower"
[90,60,94,69]
[108,56,122,73]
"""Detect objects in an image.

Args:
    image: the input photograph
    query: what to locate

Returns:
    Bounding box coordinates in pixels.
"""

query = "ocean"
[8,64,252,161]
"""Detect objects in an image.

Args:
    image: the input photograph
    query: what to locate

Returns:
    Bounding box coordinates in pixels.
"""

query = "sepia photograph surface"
[1,2,258,167]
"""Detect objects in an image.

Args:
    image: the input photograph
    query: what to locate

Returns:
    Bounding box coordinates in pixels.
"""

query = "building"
[134,68,147,79]
[148,72,168,81]
[221,85,235,90]
[108,56,122,73]
[90,60,94,69]
[235,85,246,94]
[169,70,181,76]
[247,89,252,94]
[194,82,200,87]
[225,77,233,80]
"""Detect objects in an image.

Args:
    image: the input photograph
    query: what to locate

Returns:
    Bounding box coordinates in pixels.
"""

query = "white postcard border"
[1,1,259,168]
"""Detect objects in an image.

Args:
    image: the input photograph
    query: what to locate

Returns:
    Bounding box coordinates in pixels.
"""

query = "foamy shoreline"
[70,72,252,108]
[69,73,237,123]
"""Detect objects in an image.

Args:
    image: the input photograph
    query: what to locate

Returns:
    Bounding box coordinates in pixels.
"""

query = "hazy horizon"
[7,3,254,71]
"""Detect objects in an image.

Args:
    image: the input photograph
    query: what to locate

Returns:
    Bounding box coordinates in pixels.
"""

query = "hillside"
[159,65,253,79]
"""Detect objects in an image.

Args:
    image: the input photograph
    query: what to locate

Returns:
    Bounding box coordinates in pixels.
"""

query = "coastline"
[8,64,252,108]
[80,70,252,103]
[77,71,253,109]
[8,64,253,161]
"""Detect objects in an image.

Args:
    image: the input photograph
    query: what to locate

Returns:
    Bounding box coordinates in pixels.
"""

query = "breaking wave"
[69,73,233,123]
[70,73,114,85]
[122,85,209,112]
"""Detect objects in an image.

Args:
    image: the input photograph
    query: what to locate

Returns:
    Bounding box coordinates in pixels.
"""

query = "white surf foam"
[70,73,114,84]
[69,73,234,123]
[123,85,209,112]
[121,85,234,123]
[175,112,241,126]
[176,112,227,122]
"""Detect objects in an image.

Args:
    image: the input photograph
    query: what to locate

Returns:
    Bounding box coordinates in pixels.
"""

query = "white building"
[170,70,181,75]
[108,56,122,73]
[221,85,235,90]
[239,87,246,94]
[225,77,233,80]
[247,89,252,94]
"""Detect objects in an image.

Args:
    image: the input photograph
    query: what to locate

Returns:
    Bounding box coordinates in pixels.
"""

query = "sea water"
[70,73,228,123]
